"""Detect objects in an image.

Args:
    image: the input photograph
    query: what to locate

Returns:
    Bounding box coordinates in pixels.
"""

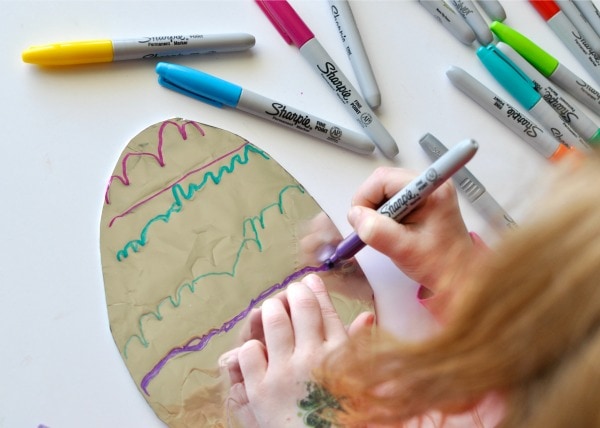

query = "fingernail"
[365,312,375,326]
[218,355,230,368]
[347,206,361,225]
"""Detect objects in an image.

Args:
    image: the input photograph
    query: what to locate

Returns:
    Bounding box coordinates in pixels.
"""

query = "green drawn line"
[122,184,306,359]
[116,144,269,261]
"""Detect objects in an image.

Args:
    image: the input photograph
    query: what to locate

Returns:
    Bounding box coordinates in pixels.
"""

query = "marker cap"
[156,62,242,108]
[22,40,114,66]
[549,142,574,162]
[255,0,314,48]
[589,129,600,145]
[529,0,560,20]
[490,21,559,76]
[477,45,541,109]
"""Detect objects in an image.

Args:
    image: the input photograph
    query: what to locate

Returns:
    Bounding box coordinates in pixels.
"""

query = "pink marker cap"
[256,0,315,48]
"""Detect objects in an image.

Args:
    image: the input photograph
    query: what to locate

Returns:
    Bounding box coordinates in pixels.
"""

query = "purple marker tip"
[325,137,479,271]
[324,232,365,269]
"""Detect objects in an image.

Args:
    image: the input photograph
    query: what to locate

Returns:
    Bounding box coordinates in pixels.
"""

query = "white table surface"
[1,1,585,426]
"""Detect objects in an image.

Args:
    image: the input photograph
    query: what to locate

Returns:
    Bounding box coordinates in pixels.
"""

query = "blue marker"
[476,45,591,152]
[155,62,375,155]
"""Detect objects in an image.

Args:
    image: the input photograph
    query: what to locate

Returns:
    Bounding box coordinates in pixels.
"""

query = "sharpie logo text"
[542,91,578,123]
[317,62,353,101]
[573,31,600,61]
[380,175,433,219]
[494,97,543,138]
[575,78,600,101]
[265,103,312,129]
[380,190,419,218]
[506,105,543,138]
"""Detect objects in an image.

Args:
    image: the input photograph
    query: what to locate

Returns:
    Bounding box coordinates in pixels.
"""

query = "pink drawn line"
[107,142,249,228]
[104,120,205,205]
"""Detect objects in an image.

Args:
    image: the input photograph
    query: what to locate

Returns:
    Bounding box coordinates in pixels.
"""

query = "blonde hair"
[317,154,600,427]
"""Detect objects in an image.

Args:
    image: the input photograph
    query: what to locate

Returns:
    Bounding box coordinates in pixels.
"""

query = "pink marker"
[256,0,399,159]
[530,0,600,86]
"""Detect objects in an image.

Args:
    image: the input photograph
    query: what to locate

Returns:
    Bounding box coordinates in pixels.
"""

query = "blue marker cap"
[156,62,242,108]
[476,45,541,110]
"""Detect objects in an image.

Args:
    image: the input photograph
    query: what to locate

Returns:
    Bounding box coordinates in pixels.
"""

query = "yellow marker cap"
[22,40,114,66]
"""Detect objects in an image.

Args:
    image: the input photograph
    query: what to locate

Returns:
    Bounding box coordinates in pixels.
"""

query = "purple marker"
[324,137,478,269]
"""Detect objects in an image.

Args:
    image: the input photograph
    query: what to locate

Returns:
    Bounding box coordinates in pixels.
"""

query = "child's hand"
[222,274,361,428]
[348,167,475,295]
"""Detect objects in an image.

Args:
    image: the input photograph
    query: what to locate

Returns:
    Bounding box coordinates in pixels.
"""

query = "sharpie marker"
[572,0,600,39]
[156,62,375,155]
[446,66,572,161]
[450,0,493,45]
[22,33,255,66]
[418,0,477,45]
[556,0,600,54]
[324,138,478,268]
[497,42,600,145]
[490,21,600,117]
[477,45,591,152]
[530,0,600,86]
[328,0,381,108]
[256,0,398,159]
[476,0,506,22]
[419,133,517,233]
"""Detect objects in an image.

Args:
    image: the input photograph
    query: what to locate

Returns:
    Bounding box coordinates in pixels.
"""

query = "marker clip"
[157,76,223,107]
[477,45,540,108]
[156,63,243,109]
[486,45,535,87]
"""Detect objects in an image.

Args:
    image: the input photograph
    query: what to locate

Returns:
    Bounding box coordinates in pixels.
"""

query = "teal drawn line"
[116,144,269,261]
[122,183,306,359]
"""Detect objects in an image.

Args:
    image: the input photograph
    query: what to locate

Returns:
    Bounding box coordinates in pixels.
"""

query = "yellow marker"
[22,33,256,66]
[23,40,113,65]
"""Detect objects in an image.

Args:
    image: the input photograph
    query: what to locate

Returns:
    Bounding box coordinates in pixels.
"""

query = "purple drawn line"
[107,142,249,228]
[140,263,330,395]
[105,120,205,204]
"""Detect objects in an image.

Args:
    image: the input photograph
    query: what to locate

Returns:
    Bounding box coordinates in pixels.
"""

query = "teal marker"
[491,21,600,118]
[477,44,591,152]
[497,42,600,145]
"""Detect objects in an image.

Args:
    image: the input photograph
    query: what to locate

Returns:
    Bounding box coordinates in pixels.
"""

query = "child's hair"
[317,153,600,427]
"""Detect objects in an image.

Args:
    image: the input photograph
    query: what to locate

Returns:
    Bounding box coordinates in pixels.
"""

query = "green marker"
[491,20,600,118]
